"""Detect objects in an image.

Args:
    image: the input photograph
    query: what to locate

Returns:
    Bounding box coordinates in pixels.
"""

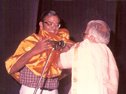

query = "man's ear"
[88,35,96,42]
[39,21,43,30]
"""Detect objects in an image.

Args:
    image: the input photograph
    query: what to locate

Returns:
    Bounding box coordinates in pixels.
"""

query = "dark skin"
[9,15,60,74]
[9,15,74,74]
[9,39,51,74]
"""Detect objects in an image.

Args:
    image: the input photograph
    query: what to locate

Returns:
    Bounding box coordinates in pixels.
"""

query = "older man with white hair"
[58,20,119,94]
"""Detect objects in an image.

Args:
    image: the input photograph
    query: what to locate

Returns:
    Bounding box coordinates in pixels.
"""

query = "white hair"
[84,20,110,44]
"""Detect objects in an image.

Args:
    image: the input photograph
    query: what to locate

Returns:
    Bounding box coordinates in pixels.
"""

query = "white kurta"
[59,39,119,94]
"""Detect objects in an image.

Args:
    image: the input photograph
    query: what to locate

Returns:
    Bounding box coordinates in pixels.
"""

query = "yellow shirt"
[5,29,73,82]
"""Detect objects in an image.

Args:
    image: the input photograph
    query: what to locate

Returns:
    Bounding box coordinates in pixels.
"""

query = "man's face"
[43,15,60,34]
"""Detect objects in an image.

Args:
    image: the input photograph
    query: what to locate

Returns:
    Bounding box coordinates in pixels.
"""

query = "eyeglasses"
[44,21,61,28]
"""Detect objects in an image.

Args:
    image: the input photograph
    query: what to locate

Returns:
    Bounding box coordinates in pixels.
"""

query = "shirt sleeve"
[5,34,37,73]
[59,45,75,69]
[106,47,119,94]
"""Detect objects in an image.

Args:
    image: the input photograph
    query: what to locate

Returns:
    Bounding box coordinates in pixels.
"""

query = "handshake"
[48,40,66,50]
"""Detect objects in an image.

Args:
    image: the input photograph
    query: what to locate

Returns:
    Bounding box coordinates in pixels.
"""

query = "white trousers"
[20,85,58,94]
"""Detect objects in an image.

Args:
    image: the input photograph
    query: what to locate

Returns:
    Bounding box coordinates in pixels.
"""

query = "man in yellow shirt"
[5,10,73,94]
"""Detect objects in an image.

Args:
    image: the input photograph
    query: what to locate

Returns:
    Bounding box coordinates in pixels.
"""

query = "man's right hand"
[32,38,52,55]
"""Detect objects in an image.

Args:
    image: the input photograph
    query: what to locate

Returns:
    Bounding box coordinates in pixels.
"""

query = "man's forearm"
[9,49,36,74]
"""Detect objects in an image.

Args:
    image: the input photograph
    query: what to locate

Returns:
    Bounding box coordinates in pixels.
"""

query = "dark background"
[0,0,126,94]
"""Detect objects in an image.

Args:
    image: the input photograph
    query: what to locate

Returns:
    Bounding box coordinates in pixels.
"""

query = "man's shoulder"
[24,33,39,42]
